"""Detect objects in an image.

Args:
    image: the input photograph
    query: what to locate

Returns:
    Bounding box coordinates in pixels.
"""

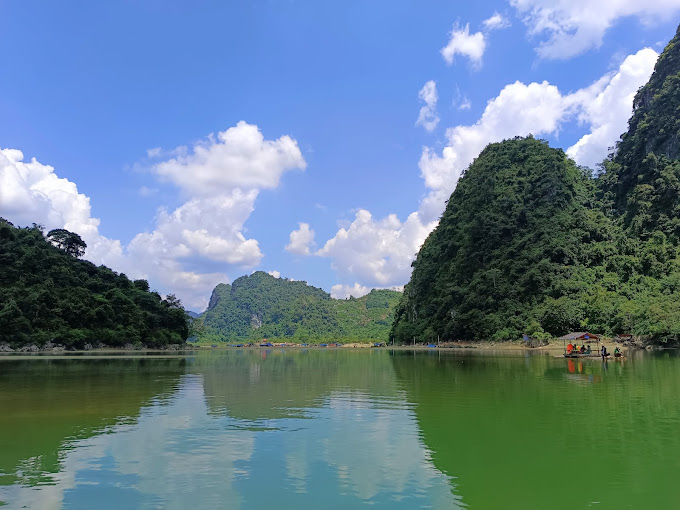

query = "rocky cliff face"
[600,25,680,240]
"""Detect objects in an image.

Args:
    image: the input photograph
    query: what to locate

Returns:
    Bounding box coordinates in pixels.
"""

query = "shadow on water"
[390,348,680,509]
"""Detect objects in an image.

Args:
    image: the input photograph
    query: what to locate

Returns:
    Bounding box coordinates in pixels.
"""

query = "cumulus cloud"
[511,0,680,59]
[309,47,657,293]
[418,80,566,214]
[566,48,658,168]
[154,121,306,196]
[0,148,125,269]
[127,122,305,307]
[131,191,262,265]
[317,210,437,288]
[330,283,371,299]
[483,12,511,31]
[0,147,229,309]
[415,80,440,132]
[285,222,316,255]
[419,47,658,214]
[268,270,281,278]
[440,23,486,67]
[0,122,306,310]
[0,148,96,235]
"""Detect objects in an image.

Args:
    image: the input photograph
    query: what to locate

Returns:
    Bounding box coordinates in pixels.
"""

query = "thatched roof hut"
[557,332,600,342]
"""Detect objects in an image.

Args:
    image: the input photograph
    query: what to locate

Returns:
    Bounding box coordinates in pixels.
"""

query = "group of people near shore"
[566,343,592,354]
[567,342,623,360]
[599,345,622,359]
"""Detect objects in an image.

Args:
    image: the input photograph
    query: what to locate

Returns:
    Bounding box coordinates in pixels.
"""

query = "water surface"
[0,349,678,508]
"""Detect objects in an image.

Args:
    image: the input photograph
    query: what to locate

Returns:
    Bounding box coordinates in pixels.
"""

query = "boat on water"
[563,352,600,358]
[560,331,601,358]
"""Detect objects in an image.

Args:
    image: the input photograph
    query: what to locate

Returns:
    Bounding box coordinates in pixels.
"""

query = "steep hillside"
[600,25,680,241]
[194,272,400,342]
[0,219,188,348]
[391,137,619,342]
[392,27,680,345]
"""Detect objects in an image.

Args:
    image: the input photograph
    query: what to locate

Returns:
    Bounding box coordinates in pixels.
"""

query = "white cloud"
[310,47,657,293]
[419,48,658,212]
[154,121,306,196]
[0,122,306,310]
[483,12,511,31]
[330,283,371,299]
[138,185,158,197]
[453,85,472,111]
[128,122,305,307]
[440,23,486,67]
[0,148,125,270]
[128,121,306,307]
[0,148,97,234]
[416,80,440,132]
[285,222,316,255]
[124,246,229,311]
[268,270,281,278]
[317,210,436,288]
[137,191,262,265]
[510,0,680,59]
[146,147,161,158]
[418,80,566,215]
[567,48,658,168]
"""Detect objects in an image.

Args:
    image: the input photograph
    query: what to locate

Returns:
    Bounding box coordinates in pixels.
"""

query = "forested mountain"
[193,271,400,342]
[0,219,188,348]
[599,25,680,241]
[392,27,680,345]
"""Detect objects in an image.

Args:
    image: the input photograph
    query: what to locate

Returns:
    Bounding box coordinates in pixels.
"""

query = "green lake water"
[0,348,678,509]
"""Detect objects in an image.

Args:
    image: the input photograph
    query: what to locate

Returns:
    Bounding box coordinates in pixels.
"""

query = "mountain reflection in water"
[391,349,680,509]
[0,350,461,509]
[3,348,678,509]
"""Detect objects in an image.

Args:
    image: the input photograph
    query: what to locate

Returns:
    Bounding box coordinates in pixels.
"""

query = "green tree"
[46,228,87,258]
[0,218,189,348]
[0,299,33,342]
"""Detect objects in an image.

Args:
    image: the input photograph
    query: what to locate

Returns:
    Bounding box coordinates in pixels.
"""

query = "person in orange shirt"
[567,343,574,353]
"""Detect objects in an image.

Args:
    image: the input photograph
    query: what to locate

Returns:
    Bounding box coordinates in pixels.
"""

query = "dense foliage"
[0,219,189,348]
[599,25,680,242]
[193,271,400,342]
[392,26,680,345]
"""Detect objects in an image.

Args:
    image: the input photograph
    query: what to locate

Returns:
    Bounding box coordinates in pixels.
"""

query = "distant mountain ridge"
[193,272,400,342]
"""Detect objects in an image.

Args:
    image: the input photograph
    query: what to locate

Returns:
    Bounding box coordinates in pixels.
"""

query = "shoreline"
[1,339,674,356]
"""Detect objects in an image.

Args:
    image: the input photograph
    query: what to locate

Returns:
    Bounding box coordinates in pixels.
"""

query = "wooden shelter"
[559,332,601,356]
[558,332,600,343]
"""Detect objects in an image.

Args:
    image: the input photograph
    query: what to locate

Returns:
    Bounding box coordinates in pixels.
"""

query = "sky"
[1,1,679,311]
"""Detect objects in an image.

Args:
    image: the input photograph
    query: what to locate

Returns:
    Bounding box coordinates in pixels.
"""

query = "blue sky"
[1,1,679,310]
